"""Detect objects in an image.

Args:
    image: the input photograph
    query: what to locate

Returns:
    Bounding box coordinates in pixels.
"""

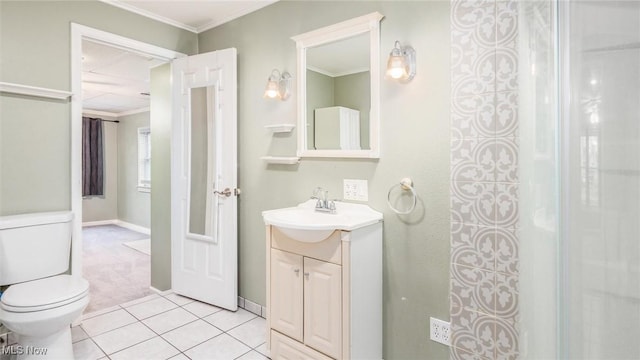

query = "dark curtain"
[82,117,104,196]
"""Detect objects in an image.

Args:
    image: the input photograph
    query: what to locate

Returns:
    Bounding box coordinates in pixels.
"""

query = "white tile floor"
[71,292,269,360]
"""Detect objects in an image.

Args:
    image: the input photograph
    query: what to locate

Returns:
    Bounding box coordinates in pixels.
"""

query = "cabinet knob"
[304,272,310,278]
[294,269,300,274]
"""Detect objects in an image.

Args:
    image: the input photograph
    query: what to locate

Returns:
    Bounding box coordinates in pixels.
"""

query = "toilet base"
[14,327,72,360]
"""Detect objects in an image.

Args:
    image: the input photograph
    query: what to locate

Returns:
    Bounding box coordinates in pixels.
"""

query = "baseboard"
[146,290,266,319]
[238,296,266,318]
[115,220,151,235]
[150,286,173,296]
[82,219,118,227]
[82,219,150,235]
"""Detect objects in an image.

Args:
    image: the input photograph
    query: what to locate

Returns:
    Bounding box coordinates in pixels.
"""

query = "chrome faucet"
[312,187,336,214]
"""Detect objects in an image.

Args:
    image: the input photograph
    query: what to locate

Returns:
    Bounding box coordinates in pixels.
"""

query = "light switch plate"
[343,179,368,201]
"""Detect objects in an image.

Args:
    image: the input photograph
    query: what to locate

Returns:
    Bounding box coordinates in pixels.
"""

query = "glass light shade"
[264,69,291,100]
[264,77,280,98]
[386,41,416,82]
[387,55,407,79]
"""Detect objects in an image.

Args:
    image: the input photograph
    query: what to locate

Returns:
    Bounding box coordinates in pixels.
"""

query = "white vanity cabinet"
[265,223,382,360]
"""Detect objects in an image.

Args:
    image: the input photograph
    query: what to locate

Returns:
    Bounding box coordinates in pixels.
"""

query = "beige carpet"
[123,238,151,255]
[82,225,152,313]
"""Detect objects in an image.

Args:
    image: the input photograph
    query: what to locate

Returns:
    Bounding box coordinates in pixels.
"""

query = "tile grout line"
[66,292,267,360]
[126,292,264,357]
[100,303,185,357]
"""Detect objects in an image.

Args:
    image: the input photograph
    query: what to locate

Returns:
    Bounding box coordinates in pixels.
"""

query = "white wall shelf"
[261,156,300,165]
[265,124,295,133]
[0,81,72,100]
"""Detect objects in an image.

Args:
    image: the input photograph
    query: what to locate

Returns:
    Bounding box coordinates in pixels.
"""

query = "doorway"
[70,24,184,312]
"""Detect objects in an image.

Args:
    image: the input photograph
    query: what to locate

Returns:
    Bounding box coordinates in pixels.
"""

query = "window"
[138,127,151,192]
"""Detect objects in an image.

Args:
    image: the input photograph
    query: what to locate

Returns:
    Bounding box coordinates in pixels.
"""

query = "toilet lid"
[1,275,89,311]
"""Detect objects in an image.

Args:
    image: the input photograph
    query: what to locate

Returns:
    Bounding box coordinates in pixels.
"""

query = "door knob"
[214,188,241,197]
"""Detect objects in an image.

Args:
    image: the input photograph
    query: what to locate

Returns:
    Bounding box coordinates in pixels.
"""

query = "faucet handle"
[328,200,336,211]
[312,187,324,199]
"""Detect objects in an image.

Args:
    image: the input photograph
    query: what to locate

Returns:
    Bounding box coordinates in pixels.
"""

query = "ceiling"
[102,0,278,33]
[84,0,277,116]
[82,40,164,116]
[306,33,370,77]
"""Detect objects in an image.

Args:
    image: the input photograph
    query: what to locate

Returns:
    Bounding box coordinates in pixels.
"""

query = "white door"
[270,249,304,342]
[304,257,342,359]
[171,49,238,311]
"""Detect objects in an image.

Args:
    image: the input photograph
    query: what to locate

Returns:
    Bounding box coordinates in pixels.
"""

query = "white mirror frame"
[292,12,384,159]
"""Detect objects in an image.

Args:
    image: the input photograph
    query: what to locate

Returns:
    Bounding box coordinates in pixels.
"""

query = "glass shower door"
[562,1,640,358]
[520,1,640,358]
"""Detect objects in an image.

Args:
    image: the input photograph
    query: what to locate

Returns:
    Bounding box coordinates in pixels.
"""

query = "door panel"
[271,249,304,342]
[171,48,238,311]
[304,257,342,359]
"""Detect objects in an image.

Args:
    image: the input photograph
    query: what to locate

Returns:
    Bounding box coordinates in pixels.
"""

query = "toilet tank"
[0,211,74,286]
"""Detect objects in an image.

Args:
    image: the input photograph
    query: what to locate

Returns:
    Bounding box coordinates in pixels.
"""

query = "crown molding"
[196,1,278,33]
[100,0,278,34]
[99,0,198,33]
[83,109,119,118]
[118,107,150,117]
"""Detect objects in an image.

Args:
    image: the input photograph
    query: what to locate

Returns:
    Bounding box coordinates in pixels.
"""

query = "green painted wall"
[198,1,451,358]
[117,112,151,229]
[0,0,197,215]
[307,70,370,150]
[306,70,335,148]
[149,64,172,291]
[334,71,370,149]
[0,95,71,213]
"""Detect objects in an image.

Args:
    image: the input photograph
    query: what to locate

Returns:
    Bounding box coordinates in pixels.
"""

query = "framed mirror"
[292,12,383,158]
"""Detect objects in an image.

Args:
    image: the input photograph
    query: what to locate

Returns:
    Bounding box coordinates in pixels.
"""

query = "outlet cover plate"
[343,179,368,201]
[430,317,451,346]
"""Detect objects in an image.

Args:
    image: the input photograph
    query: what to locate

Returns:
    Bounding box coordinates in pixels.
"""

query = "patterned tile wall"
[450,1,519,359]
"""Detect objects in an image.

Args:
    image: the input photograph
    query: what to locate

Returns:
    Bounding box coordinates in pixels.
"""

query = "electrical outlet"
[430,317,451,346]
[343,179,368,201]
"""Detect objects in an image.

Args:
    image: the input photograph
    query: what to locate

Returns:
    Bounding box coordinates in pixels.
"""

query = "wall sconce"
[264,69,292,100]
[386,41,416,82]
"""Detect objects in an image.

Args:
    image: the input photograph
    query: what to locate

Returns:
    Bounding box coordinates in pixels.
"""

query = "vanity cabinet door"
[270,249,304,342]
[304,257,342,359]
[271,331,333,360]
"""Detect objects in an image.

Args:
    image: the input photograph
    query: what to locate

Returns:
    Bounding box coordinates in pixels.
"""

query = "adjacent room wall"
[306,70,334,148]
[197,2,451,358]
[334,71,370,149]
[118,111,151,229]
[149,64,173,291]
[82,116,118,222]
[0,0,197,215]
[305,70,370,150]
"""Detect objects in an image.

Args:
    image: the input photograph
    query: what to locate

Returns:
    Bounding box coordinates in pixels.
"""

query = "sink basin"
[262,199,383,243]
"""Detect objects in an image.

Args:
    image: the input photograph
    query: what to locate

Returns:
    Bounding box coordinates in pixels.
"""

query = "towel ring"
[387,177,417,214]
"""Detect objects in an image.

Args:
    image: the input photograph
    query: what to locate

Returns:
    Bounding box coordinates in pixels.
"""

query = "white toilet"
[0,212,89,360]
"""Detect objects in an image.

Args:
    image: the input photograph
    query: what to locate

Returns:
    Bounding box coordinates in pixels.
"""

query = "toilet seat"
[0,275,89,313]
